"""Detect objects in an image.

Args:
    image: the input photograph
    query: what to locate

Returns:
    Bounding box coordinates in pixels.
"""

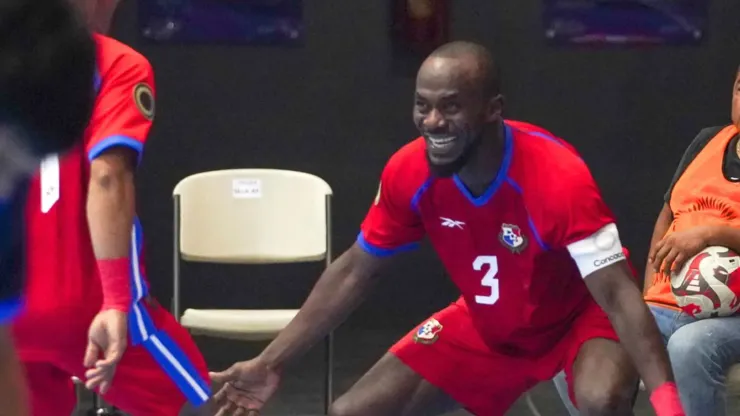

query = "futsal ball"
[670,246,740,319]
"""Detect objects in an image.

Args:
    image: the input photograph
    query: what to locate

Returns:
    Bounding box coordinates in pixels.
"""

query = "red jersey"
[17,34,154,331]
[14,33,155,350]
[359,121,627,355]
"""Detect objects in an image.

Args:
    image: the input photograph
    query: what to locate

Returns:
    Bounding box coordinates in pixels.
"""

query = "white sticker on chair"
[232,178,262,198]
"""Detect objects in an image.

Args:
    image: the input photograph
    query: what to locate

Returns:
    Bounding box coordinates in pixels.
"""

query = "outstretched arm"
[259,243,392,370]
[585,262,674,390]
[208,243,395,412]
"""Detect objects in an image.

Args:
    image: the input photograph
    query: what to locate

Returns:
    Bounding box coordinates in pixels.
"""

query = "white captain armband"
[566,223,626,278]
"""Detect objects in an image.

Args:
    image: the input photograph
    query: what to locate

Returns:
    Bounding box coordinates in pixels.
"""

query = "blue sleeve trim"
[356,232,419,257]
[0,297,23,324]
[87,135,144,165]
[93,69,102,94]
[505,177,549,251]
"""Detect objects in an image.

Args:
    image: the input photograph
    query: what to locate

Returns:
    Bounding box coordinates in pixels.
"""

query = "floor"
[72,325,669,416]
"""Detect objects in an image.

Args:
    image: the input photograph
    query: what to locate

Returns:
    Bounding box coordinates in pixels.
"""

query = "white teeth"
[428,135,455,147]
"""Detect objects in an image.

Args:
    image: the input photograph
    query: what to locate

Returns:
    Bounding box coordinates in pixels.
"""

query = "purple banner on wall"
[543,0,708,46]
[139,0,303,46]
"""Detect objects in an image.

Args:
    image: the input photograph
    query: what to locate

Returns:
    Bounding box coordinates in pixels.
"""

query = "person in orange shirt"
[556,67,740,416]
[639,68,740,416]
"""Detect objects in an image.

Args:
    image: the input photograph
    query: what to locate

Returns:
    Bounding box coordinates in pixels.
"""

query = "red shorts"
[14,299,210,416]
[390,297,618,416]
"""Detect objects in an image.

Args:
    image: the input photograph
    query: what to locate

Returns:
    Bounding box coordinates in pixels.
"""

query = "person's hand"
[83,309,128,394]
[209,358,281,416]
[650,226,713,276]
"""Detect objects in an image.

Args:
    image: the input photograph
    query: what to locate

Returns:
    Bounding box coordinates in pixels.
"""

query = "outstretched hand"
[209,358,281,416]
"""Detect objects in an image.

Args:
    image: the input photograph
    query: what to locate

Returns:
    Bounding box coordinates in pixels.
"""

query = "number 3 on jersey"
[474,255,499,305]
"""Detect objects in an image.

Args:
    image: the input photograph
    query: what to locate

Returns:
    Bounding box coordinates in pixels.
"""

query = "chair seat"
[180,308,299,341]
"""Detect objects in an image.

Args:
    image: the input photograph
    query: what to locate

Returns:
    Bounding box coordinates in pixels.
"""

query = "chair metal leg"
[524,393,543,416]
[88,394,123,416]
[324,331,334,414]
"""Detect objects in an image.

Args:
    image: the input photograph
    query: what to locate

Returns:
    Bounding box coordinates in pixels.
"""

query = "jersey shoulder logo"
[499,223,527,254]
[133,82,155,121]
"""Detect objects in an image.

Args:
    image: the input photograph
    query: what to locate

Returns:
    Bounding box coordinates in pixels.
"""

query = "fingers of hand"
[652,241,673,273]
[215,400,242,416]
[671,252,687,273]
[84,355,118,393]
[84,371,113,393]
[661,248,682,276]
[213,383,230,405]
[99,344,125,367]
[650,238,665,262]
[99,380,112,394]
[233,406,252,416]
[209,368,234,384]
[83,342,100,368]
[215,402,261,416]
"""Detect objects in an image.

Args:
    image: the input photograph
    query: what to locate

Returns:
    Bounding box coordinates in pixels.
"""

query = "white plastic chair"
[172,169,334,413]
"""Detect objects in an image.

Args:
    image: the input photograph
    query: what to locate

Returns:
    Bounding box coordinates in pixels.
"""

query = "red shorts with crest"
[389,297,618,416]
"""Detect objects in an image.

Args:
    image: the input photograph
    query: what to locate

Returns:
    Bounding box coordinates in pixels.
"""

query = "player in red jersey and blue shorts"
[210,42,684,416]
[0,1,96,415]
[10,1,214,415]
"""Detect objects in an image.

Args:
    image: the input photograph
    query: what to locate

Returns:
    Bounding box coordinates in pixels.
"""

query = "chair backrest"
[173,169,332,264]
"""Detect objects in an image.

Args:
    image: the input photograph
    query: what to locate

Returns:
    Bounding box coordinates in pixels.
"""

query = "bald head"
[420,41,500,99]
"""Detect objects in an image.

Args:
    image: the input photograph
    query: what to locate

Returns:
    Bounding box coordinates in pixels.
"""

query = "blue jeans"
[553,304,740,416]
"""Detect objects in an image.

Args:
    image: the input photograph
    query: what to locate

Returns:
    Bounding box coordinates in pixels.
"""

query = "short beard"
[426,132,483,178]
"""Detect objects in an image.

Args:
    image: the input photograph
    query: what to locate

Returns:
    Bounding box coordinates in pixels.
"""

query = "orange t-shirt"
[645,125,740,307]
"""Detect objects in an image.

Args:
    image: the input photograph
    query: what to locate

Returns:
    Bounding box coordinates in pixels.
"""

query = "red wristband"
[650,382,685,416]
[97,258,132,312]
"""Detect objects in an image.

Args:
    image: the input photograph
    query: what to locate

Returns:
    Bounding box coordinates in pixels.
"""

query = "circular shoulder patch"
[133,83,155,120]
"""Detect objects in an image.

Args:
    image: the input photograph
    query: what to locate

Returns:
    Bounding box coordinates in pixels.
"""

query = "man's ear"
[485,94,504,123]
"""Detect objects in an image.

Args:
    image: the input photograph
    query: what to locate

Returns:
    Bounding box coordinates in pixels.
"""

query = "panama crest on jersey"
[499,223,527,253]
[413,318,443,344]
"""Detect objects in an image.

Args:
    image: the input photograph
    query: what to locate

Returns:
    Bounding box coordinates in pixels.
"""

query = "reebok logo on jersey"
[440,217,464,229]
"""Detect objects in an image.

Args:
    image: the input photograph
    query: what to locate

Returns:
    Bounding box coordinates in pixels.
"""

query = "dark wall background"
[111,1,740,329]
